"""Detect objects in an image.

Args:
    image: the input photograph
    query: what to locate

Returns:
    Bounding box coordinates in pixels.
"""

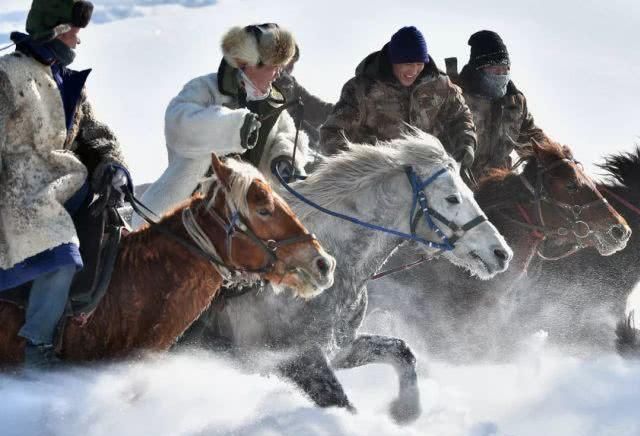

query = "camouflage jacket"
[319,46,476,162]
[456,65,548,178]
[274,72,334,146]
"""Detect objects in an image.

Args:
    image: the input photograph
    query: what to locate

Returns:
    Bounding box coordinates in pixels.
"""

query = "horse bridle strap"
[406,167,488,250]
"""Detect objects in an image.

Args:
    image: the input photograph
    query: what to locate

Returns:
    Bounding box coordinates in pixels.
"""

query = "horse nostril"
[316,257,330,275]
[494,249,508,261]
[610,224,629,241]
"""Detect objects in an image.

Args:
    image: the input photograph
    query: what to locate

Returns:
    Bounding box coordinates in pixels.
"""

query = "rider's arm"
[74,95,128,190]
[165,74,251,159]
[516,95,548,157]
[441,79,477,166]
[291,77,334,130]
[267,110,310,176]
[319,77,365,156]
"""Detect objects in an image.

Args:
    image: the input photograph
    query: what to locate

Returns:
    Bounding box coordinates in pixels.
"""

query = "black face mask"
[45,38,76,67]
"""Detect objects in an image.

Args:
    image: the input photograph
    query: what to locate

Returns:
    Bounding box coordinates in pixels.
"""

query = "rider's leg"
[19,264,76,367]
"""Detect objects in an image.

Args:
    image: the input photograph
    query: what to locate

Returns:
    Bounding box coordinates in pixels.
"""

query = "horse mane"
[598,146,640,190]
[288,131,455,217]
[475,139,571,207]
[198,157,271,217]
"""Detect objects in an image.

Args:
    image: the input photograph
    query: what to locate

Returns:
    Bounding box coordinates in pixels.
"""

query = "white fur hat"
[221,24,297,68]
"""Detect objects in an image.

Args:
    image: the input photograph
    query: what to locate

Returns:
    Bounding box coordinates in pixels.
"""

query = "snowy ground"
[1,1,639,435]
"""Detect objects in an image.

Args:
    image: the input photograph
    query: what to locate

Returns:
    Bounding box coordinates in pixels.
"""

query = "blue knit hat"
[388,26,429,64]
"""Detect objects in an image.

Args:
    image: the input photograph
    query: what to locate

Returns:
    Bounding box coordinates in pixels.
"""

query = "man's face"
[57,27,81,49]
[243,64,281,93]
[392,62,425,87]
[482,65,510,75]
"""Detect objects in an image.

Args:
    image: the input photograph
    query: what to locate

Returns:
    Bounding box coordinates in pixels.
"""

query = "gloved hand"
[92,162,130,209]
[272,156,295,182]
[110,167,129,194]
[240,112,261,149]
[455,145,475,171]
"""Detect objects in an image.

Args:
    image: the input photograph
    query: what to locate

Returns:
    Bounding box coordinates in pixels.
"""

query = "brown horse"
[0,154,335,365]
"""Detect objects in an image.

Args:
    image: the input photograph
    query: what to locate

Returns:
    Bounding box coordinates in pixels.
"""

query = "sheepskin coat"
[131,61,309,229]
[0,48,126,276]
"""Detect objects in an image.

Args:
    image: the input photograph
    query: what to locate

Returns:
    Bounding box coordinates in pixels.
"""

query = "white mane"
[288,131,456,217]
[199,157,271,216]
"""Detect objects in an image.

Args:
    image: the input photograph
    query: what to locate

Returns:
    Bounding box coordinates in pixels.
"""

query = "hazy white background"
[1,1,639,435]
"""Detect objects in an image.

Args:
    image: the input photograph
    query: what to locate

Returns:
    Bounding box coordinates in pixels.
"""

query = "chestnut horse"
[367,140,631,362]
[0,154,335,365]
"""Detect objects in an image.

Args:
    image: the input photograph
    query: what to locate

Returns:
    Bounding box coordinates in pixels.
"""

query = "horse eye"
[257,208,272,217]
[566,182,579,193]
[446,194,461,205]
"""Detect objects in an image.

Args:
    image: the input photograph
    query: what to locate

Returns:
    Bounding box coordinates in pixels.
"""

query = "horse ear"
[211,153,233,189]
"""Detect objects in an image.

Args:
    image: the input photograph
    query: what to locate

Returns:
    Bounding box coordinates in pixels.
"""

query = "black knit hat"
[468,30,509,69]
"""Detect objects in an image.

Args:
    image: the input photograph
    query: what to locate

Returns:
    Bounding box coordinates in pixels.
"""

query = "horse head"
[198,154,335,298]
[519,139,631,257]
[401,138,513,279]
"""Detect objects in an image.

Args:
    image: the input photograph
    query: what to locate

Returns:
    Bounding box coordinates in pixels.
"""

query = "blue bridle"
[274,164,487,251]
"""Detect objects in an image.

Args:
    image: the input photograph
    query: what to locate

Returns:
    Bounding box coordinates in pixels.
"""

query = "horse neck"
[476,165,534,210]
[92,197,230,347]
[292,171,411,291]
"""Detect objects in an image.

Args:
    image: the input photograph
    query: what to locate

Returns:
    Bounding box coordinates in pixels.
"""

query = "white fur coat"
[132,73,309,229]
[0,54,87,269]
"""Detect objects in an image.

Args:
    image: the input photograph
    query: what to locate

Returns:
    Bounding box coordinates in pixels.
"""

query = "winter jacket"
[0,41,126,283]
[131,60,309,229]
[274,72,333,147]
[319,45,476,162]
[456,65,548,178]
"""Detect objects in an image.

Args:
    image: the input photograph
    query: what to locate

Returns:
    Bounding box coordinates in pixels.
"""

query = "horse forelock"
[288,132,454,216]
[199,158,271,216]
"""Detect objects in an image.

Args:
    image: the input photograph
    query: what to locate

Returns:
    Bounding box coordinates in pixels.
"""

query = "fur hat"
[26,0,93,37]
[221,23,297,68]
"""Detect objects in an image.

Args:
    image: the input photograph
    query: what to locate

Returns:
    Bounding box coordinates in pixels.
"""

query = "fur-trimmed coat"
[131,63,309,229]
[0,50,126,271]
[320,46,476,162]
[456,65,548,178]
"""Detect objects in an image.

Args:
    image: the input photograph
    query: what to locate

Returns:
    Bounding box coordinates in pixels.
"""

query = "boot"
[24,342,62,369]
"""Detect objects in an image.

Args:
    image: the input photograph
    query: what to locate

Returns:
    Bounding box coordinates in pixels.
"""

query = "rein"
[492,158,609,261]
[124,184,313,282]
[600,186,640,219]
[275,165,486,252]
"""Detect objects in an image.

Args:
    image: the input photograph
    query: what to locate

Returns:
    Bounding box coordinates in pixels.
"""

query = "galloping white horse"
[181,132,513,423]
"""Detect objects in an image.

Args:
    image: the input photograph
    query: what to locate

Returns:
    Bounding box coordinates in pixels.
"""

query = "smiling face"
[392,62,424,87]
[413,164,513,279]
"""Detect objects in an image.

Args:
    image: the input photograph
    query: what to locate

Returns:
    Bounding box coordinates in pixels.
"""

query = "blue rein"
[273,165,456,251]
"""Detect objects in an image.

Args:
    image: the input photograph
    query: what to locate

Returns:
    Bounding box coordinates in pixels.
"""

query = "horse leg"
[277,345,355,412]
[331,334,421,424]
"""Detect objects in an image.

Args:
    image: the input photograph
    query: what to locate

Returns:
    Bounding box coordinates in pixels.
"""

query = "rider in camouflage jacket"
[451,30,548,179]
[320,26,476,168]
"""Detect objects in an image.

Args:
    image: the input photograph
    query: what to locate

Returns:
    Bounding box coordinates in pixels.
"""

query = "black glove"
[454,145,475,170]
[271,156,295,182]
[240,113,261,149]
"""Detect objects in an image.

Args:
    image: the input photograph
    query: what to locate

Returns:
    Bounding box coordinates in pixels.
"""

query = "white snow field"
[0,1,639,435]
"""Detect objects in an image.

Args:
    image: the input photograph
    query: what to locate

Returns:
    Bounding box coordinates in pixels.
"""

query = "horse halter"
[405,166,488,251]
[515,157,609,259]
[184,180,317,278]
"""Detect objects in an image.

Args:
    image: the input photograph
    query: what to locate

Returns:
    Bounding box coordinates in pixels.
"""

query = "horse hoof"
[389,395,422,425]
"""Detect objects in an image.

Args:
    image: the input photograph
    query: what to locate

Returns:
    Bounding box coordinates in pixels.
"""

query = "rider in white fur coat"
[132,24,309,229]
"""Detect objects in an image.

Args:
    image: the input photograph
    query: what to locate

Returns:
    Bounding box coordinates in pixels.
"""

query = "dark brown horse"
[0,154,335,365]
[367,140,631,361]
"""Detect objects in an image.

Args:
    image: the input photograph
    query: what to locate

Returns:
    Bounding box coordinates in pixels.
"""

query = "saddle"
[0,193,125,323]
